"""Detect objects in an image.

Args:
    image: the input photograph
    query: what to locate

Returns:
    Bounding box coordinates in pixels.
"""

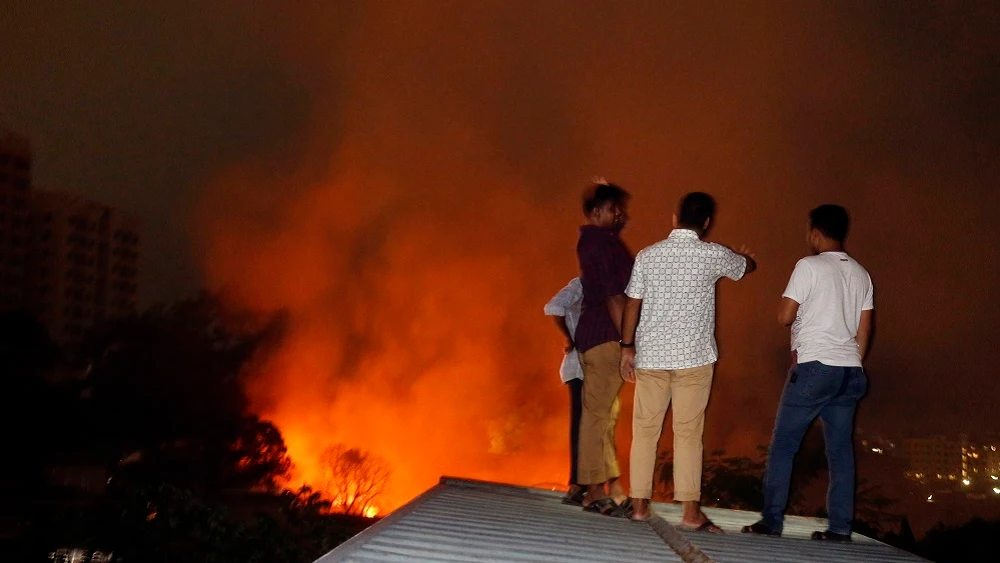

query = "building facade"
[903,435,962,484]
[25,192,139,344]
[0,128,139,346]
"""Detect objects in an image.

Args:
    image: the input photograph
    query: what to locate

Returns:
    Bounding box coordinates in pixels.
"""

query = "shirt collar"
[668,228,701,240]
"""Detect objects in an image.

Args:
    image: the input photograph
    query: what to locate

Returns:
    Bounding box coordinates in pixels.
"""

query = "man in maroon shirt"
[575,181,634,515]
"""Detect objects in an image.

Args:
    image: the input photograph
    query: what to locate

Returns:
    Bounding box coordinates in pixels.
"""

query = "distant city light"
[870,447,883,454]
[994,488,1000,495]
[927,494,934,502]
[962,479,971,486]
[992,475,998,481]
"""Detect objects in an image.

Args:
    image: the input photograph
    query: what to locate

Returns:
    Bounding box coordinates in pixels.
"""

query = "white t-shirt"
[543,278,584,382]
[625,229,747,370]
[783,252,874,367]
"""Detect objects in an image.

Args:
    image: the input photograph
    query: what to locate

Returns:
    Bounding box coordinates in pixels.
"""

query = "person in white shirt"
[619,192,757,527]
[544,278,588,505]
[743,204,874,543]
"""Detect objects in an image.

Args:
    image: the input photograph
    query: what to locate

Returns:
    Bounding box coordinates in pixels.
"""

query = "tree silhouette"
[78,294,290,489]
[319,445,391,516]
[228,418,294,492]
[852,478,900,536]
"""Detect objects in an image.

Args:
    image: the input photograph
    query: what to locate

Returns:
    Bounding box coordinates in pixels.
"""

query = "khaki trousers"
[629,363,714,501]
[577,341,623,485]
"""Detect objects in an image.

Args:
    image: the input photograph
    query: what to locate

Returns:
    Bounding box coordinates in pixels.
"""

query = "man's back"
[785,252,874,367]
[626,229,746,370]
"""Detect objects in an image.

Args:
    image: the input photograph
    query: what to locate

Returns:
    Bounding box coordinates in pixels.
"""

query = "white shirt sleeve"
[717,245,747,281]
[544,278,582,316]
[782,259,813,304]
[862,272,875,311]
[625,251,645,299]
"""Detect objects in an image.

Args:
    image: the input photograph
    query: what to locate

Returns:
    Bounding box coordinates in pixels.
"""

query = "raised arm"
[737,245,758,276]
[720,244,757,281]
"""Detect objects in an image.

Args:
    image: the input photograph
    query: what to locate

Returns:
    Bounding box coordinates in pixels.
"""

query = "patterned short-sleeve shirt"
[625,229,747,369]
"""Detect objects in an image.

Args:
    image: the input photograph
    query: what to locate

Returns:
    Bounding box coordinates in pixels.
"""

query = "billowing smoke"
[197,1,1000,509]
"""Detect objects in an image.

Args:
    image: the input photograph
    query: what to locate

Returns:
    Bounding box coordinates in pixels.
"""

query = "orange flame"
[199,149,578,512]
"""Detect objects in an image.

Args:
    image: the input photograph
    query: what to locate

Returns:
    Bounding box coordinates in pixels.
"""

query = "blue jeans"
[761,361,867,535]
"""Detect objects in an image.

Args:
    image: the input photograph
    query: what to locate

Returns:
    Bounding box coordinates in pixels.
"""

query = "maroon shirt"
[574,225,634,353]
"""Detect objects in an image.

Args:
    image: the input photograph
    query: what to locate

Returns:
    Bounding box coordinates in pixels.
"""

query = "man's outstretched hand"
[738,244,758,275]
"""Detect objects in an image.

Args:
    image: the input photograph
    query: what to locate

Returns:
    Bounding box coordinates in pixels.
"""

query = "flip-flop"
[606,498,634,519]
[582,497,615,515]
[678,519,725,534]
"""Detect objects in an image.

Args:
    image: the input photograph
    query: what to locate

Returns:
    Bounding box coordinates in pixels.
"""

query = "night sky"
[3,1,999,466]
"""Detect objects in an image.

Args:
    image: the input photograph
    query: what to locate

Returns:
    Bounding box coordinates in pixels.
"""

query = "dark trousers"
[568,378,583,485]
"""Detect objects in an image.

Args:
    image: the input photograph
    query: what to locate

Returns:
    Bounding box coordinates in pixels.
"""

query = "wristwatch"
[620,341,635,348]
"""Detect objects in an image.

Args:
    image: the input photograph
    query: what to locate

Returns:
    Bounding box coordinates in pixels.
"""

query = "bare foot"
[680,511,709,528]
[679,511,724,534]
[630,498,652,521]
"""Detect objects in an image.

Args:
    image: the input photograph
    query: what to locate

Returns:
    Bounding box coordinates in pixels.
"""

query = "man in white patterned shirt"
[619,192,756,528]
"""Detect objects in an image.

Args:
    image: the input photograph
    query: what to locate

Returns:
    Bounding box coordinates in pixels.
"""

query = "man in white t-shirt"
[743,205,874,543]
[619,192,757,528]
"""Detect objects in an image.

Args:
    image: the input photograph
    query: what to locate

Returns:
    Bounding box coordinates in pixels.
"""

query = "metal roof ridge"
[648,515,716,563]
[437,476,565,499]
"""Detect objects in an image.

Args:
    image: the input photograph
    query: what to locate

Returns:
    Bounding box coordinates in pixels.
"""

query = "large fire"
[198,146,585,512]
[195,1,791,514]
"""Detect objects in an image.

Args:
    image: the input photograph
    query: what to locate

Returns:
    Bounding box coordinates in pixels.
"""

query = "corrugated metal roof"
[315,478,929,563]
[652,504,925,563]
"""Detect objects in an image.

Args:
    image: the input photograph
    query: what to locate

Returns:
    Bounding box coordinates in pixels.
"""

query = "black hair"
[582,182,630,216]
[676,192,716,231]
[809,204,850,242]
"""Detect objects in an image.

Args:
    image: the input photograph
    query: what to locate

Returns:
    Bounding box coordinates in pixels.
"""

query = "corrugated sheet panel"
[318,479,680,562]
[652,503,928,563]
[315,478,929,563]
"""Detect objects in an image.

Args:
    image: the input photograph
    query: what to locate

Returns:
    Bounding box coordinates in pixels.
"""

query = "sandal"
[677,519,725,534]
[582,497,615,515]
[606,498,634,519]
[741,521,781,537]
[811,530,852,542]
